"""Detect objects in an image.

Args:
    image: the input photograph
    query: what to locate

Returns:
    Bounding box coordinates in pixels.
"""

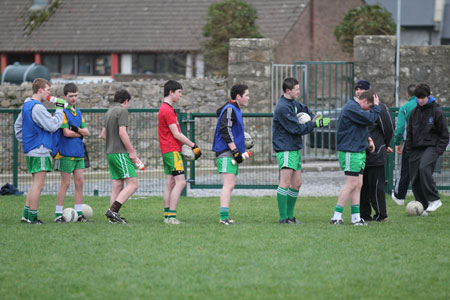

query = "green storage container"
[1,62,51,84]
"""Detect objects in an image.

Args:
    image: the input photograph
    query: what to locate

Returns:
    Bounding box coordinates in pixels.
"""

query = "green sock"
[168,210,176,219]
[286,188,299,219]
[164,207,169,219]
[351,204,360,214]
[23,205,30,219]
[332,204,344,220]
[28,209,38,222]
[335,205,344,213]
[277,186,288,221]
[220,207,229,220]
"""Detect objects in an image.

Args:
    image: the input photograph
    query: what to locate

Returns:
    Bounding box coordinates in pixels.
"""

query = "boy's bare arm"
[168,123,195,147]
[63,127,82,138]
[119,126,137,162]
[100,128,106,140]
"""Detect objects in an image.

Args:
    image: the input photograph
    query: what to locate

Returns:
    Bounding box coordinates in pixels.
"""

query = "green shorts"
[107,153,136,180]
[54,158,85,173]
[338,151,366,174]
[216,157,238,175]
[26,156,53,174]
[276,150,302,171]
[162,151,184,175]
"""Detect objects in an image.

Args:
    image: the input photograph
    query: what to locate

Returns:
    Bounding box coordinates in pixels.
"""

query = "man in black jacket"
[359,85,394,222]
[406,83,449,215]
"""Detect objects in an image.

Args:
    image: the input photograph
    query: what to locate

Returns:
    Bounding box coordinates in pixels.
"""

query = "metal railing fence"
[1,108,173,196]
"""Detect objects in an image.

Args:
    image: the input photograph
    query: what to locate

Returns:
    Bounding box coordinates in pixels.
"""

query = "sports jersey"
[104,102,129,154]
[158,102,182,154]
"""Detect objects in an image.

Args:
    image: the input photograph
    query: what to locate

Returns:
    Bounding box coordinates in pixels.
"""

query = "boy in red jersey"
[158,80,201,224]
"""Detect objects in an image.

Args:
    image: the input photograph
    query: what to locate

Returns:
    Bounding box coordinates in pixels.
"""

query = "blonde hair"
[32,78,51,94]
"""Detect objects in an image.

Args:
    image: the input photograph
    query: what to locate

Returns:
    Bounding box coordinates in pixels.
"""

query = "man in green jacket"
[392,84,417,205]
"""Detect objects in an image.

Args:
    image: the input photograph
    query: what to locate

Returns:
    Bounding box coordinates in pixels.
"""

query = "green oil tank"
[1,62,51,84]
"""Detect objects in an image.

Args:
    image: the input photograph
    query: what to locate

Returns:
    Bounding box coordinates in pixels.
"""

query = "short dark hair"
[114,89,131,103]
[359,90,374,103]
[63,83,78,96]
[407,84,416,97]
[282,78,299,93]
[230,84,248,100]
[414,83,431,98]
[164,80,182,97]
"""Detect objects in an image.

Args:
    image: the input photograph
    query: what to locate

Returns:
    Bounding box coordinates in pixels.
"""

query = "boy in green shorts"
[332,87,380,226]
[100,89,140,224]
[272,78,330,224]
[158,80,201,224]
[54,83,90,223]
[212,84,251,225]
[14,78,66,224]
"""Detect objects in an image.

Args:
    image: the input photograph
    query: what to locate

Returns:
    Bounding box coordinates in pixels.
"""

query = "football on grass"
[406,201,424,216]
[297,112,311,124]
[62,208,78,222]
[82,204,93,219]
[181,144,195,161]
[244,132,254,149]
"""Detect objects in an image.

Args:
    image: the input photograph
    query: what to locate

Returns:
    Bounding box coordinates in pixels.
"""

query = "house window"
[61,54,76,75]
[7,54,34,65]
[42,54,110,76]
[42,55,59,73]
[132,53,186,75]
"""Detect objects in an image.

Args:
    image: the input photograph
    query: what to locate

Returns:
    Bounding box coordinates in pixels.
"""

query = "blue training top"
[212,103,245,153]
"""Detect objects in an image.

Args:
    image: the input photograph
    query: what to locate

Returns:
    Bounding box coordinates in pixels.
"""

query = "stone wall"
[354,35,450,107]
[228,38,274,113]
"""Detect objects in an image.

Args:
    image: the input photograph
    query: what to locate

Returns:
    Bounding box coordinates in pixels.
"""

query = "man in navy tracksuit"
[272,77,330,224]
[330,83,380,226]
[360,97,394,222]
[406,83,449,215]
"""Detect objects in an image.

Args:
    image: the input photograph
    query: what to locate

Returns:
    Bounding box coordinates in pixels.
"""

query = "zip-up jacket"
[337,98,380,152]
[272,96,315,152]
[366,102,394,167]
[212,101,245,155]
[406,97,449,155]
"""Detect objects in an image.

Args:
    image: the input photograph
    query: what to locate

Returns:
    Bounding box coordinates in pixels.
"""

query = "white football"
[62,208,78,222]
[82,204,93,219]
[244,132,254,149]
[181,144,195,161]
[406,201,424,216]
[297,112,311,124]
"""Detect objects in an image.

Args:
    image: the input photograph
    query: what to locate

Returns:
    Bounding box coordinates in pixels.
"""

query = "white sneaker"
[391,192,405,206]
[421,210,428,216]
[164,218,169,224]
[426,200,442,212]
[168,218,182,224]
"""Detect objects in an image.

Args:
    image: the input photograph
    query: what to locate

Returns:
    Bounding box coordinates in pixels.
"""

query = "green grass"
[1,194,449,299]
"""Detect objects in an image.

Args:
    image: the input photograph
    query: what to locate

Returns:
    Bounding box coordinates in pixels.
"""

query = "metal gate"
[271,62,354,159]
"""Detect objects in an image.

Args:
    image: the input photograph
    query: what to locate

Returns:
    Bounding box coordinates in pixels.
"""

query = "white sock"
[56,205,63,214]
[333,211,342,220]
[75,204,83,213]
[351,213,360,223]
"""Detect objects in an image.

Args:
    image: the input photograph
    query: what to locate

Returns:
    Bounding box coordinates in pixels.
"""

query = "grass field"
[1,194,449,299]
